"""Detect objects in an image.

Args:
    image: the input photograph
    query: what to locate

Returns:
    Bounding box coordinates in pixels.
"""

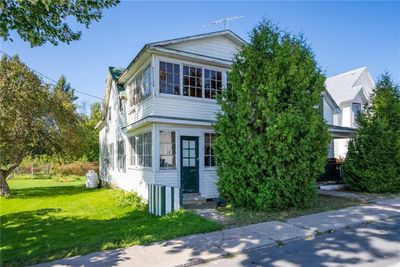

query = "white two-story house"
[97,30,374,201]
[325,67,375,158]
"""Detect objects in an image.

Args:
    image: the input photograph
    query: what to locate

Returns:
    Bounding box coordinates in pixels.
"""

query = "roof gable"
[149,30,245,62]
[325,67,374,105]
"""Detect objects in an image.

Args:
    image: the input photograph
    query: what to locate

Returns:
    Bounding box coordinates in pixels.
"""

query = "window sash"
[204,133,215,167]
[160,131,176,168]
[129,132,152,168]
[129,65,152,107]
[204,69,222,99]
[159,61,180,95]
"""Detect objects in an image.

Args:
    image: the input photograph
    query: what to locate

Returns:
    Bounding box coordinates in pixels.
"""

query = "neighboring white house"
[325,67,375,158]
[97,30,374,201]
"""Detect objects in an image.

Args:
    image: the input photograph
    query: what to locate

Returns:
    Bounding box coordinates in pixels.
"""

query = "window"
[129,136,136,166]
[183,66,202,97]
[119,99,124,112]
[204,69,222,99]
[144,132,152,167]
[160,131,176,168]
[352,102,361,115]
[108,107,111,121]
[204,133,216,167]
[129,132,152,167]
[108,143,114,170]
[352,102,362,125]
[159,61,180,95]
[129,65,152,106]
[117,140,126,172]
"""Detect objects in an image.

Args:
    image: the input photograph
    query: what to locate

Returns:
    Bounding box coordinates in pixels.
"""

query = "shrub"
[343,74,400,193]
[214,20,330,211]
[54,161,99,176]
[115,191,146,210]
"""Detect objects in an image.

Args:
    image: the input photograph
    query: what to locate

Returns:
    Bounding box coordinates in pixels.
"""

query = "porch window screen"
[129,132,152,168]
[204,69,222,99]
[160,131,176,168]
[204,133,216,167]
[117,140,126,172]
[159,61,180,95]
[183,66,202,98]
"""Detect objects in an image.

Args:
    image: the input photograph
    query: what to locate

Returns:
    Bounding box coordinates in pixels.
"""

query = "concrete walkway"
[35,199,400,267]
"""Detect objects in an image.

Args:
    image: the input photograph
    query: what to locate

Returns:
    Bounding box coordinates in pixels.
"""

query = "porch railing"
[148,184,182,216]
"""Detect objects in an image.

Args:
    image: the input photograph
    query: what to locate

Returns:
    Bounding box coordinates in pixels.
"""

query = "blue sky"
[1,1,399,110]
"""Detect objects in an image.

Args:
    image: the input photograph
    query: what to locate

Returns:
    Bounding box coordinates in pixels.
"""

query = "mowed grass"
[220,195,364,227]
[0,176,220,267]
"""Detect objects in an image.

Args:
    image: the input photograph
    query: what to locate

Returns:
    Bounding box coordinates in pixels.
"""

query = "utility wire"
[0,50,103,100]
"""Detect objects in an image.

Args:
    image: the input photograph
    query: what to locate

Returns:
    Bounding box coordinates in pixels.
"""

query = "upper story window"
[204,69,222,99]
[159,61,180,95]
[159,131,176,169]
[183,66,202,98]
[129,65,152,107]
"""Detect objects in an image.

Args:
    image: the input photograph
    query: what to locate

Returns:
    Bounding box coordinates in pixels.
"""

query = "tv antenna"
[202,15,245,30]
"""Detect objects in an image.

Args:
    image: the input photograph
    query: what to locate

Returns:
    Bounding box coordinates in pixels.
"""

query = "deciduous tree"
[0,0,119,47]
[0,55,80,196]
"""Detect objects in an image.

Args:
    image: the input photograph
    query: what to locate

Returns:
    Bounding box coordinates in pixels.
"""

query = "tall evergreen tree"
[214,21,330,210]
[54,75,78,102]
[343,74,400,193]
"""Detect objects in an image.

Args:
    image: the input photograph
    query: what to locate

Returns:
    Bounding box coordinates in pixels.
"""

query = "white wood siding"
[165,35,240,61]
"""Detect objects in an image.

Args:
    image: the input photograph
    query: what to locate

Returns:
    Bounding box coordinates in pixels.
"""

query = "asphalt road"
[199,217,400,267]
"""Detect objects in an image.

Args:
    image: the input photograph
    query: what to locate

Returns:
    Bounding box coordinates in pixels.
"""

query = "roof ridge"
[327,66,367,80]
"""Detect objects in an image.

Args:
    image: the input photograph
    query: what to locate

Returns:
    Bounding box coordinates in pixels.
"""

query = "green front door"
[181,136,199,193]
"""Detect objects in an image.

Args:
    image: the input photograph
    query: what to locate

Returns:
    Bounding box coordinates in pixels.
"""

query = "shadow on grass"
[10,185,89,199]
[1,207,220,267]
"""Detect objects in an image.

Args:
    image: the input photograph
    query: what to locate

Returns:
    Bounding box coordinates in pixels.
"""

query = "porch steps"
[183,193,207,205]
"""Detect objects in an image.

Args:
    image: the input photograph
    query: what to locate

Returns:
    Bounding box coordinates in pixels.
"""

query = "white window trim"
[155,56,228,101]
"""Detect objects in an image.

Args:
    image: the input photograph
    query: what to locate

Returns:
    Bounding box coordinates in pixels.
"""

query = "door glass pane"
[183,158,189,167]
[190,149,195,157]
[190,141,195,148]
[189,158,195,166]
[183,140,189,149]
[183,149,189,157]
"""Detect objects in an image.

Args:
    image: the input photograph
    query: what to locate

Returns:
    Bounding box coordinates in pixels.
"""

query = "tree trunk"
[0,171,11,197]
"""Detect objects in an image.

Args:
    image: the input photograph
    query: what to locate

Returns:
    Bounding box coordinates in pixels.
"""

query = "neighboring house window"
[129,132,152,167]
[108,143,114,170]
[352,102,362,125]
[183,66,202,98]
[108,107,111,121]
[129,65,152,106]
[117,140,126,172]
[160,131,176,168]
[159,61,180,95]
[204,133,216,167]
[204,69,222,99]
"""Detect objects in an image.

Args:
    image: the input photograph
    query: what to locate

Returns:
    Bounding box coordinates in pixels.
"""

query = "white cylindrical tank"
[86,170,98,189]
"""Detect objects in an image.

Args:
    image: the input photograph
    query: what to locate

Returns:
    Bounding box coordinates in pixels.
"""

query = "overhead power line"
[0,50,103,100]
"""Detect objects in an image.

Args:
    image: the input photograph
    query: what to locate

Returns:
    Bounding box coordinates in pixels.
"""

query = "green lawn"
[0,176,220,267]
[220,195,364,227]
